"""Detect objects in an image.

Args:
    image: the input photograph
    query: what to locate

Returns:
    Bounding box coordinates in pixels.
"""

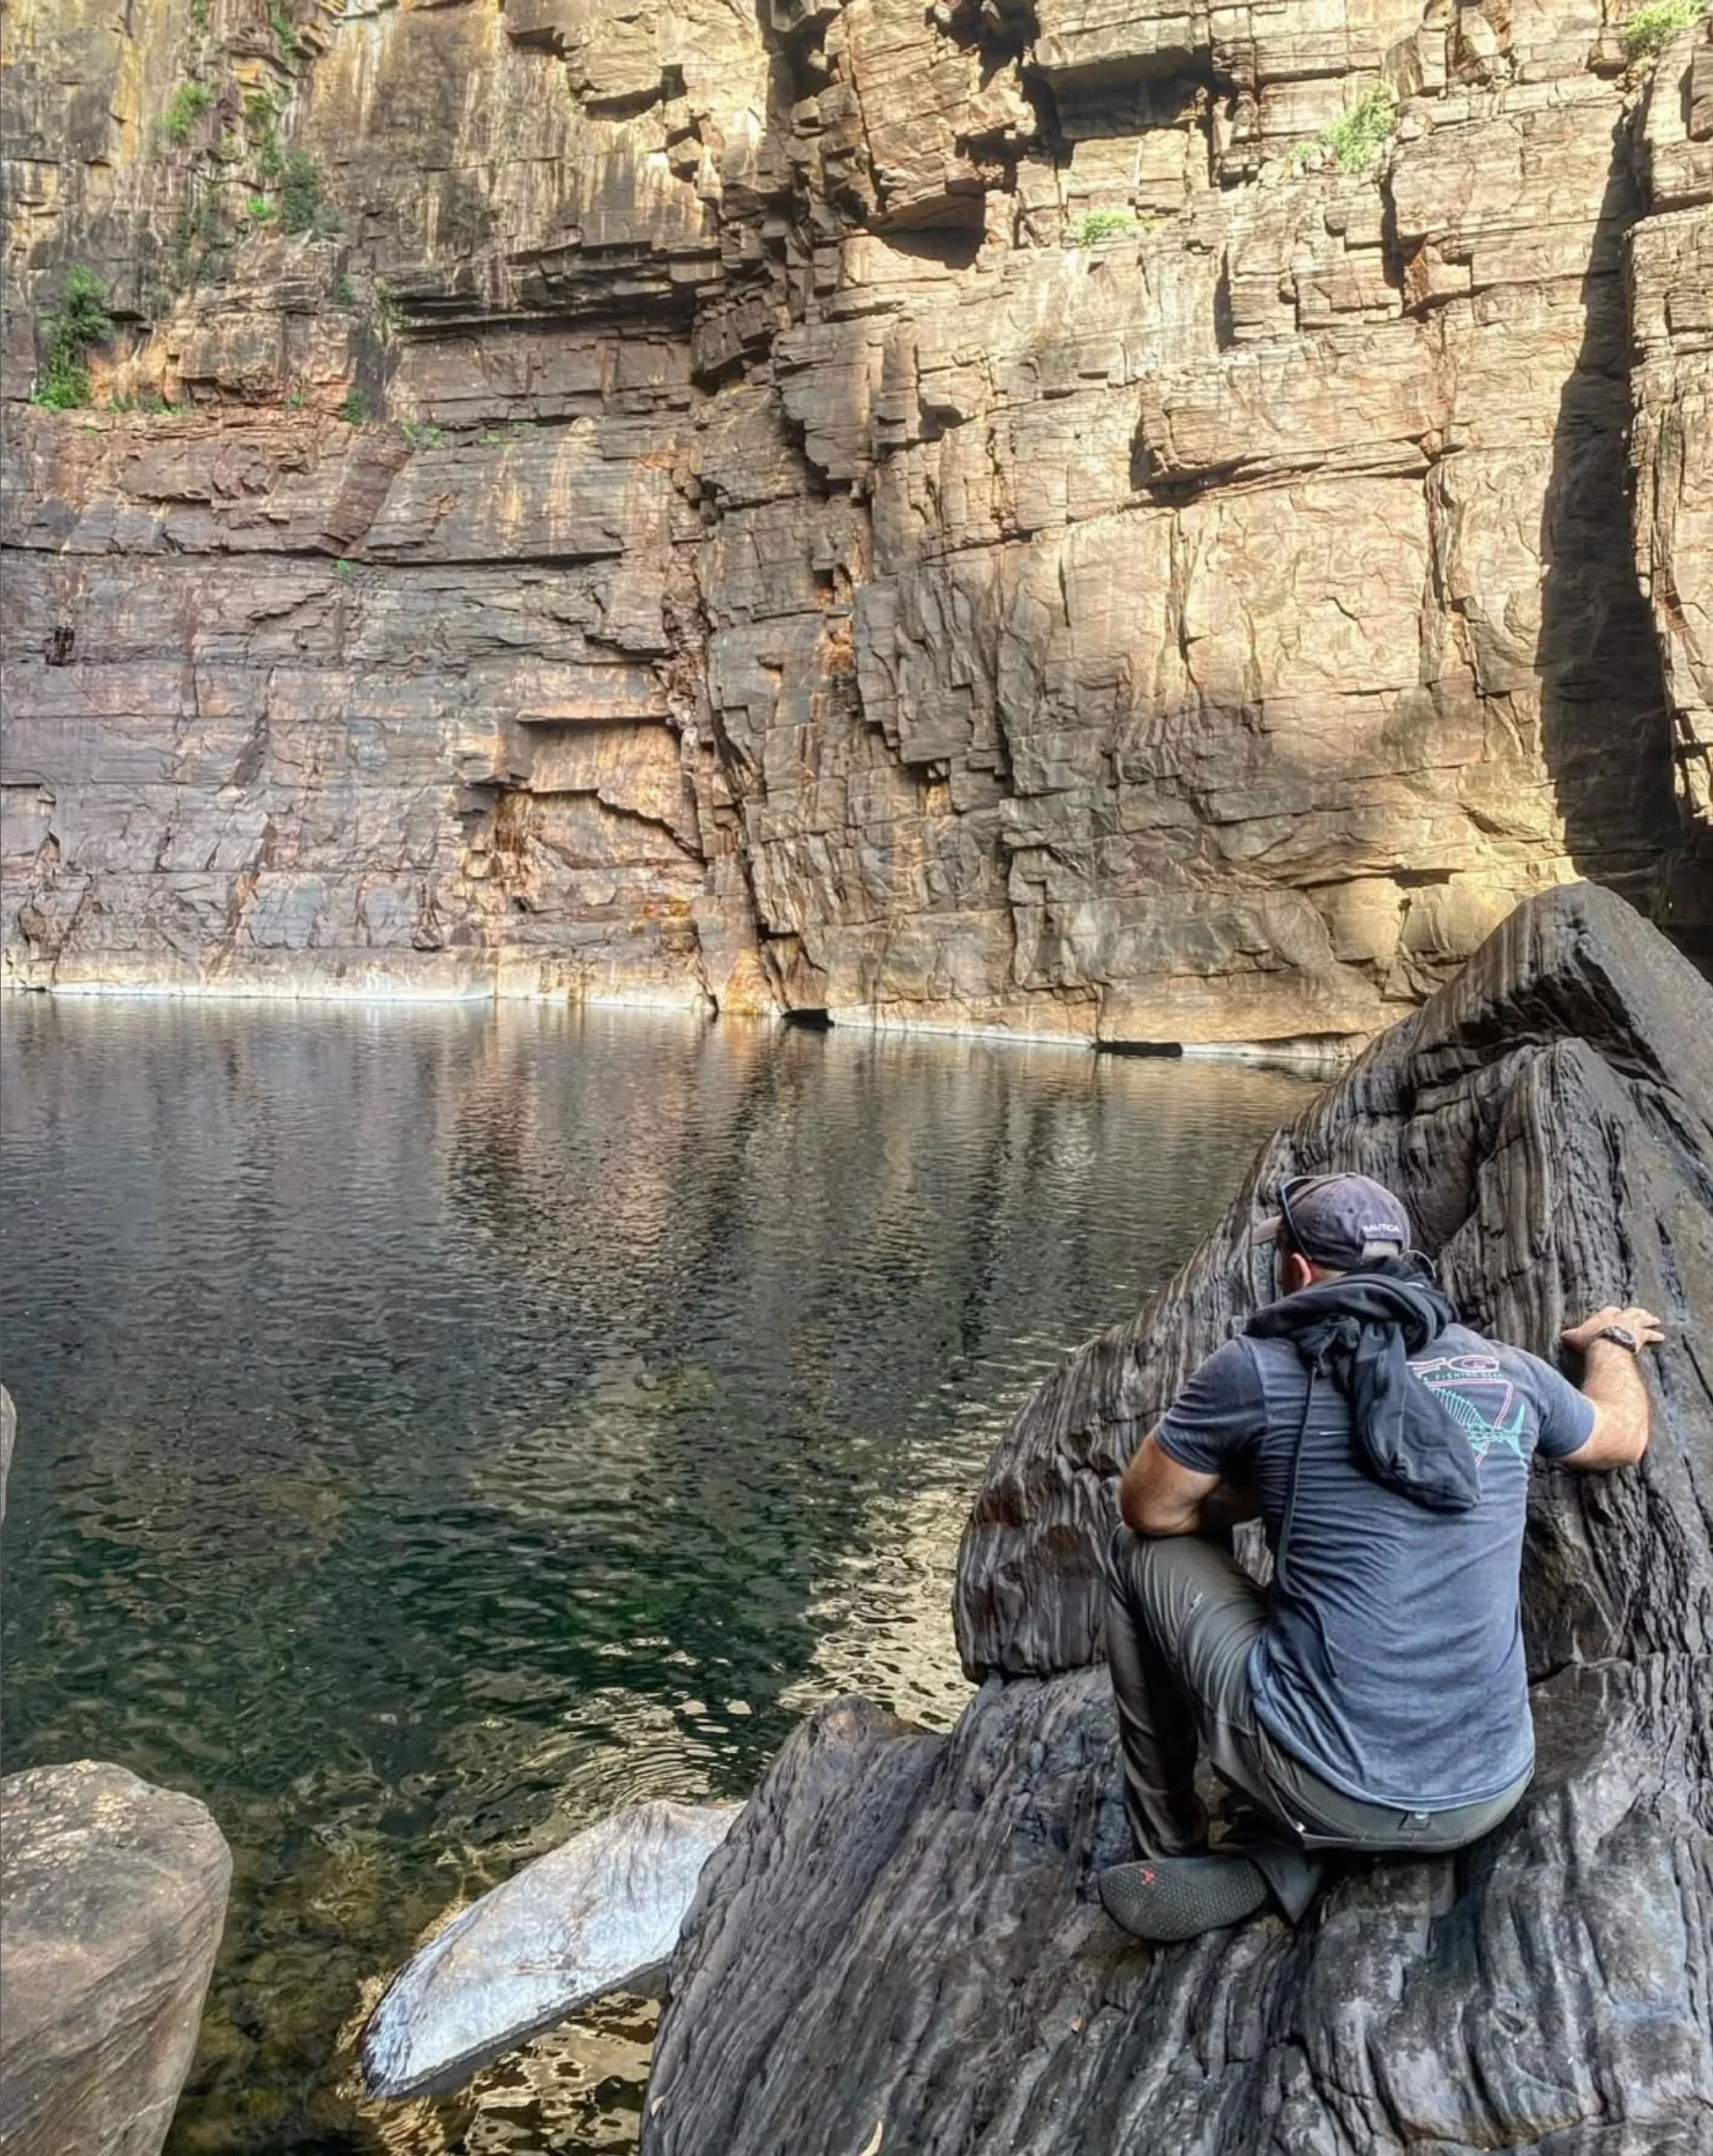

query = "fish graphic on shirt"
[1407,1352,1529,1464]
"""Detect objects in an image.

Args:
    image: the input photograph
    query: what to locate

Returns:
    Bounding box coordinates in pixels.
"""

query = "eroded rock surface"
[645,880,1713,2153]
[3,0,1704,1034]
[0,1760,232,2156]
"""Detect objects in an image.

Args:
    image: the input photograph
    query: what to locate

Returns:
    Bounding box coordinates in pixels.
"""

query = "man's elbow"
[1614,1412,1651,1467]
[1572,1402,1652,1470]
[1118,1481,1193,1537]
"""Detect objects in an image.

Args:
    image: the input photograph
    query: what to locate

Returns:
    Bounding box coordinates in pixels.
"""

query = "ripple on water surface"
[0,1000,1315,2153]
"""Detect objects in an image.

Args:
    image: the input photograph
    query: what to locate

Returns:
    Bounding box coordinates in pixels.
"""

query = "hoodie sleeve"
[1156,1338,1268,1476]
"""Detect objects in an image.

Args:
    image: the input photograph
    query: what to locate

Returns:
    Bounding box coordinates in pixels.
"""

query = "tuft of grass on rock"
[339,389,368,425]
[1292,83,1398,177]
[1622,0,1710,59]
[164,80,211,145]
[1070,209,1136,245]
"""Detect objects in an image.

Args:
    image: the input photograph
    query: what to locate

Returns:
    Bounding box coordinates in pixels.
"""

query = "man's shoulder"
[1408,1325,1570,1419]
[1224,1328,1312,1404]
[1411,1321,1509,1362]
[1182,1332,1263,1391]
[1408,1326,1514,1381]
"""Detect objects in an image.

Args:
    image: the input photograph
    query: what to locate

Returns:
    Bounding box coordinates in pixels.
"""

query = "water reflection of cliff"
[440,1012,1314,1727]
[0,1000,1310,2153]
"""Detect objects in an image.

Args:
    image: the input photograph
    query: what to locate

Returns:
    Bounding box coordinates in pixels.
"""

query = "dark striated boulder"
[645,882,1713,2154]
[0,1761,232,2156]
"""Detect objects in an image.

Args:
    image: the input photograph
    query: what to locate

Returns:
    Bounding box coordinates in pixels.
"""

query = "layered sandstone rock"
[2,0,1702,1036]
[646,879,1713,2153]
[1626,19,1713,945]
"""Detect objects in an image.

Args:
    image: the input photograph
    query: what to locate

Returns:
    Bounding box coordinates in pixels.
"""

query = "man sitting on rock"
[1097,1171,1662,1942]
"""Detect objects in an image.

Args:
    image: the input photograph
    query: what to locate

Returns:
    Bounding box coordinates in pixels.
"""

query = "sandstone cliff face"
[2,0,1705,1038]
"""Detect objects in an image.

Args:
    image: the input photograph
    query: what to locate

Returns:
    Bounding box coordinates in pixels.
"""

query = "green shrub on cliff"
[279,150,323,232]
[267,0,299,57]
[1293,83,1398,176]
[164,81,211,145]
[275,151,341,237]
[32,267,114,410]
[1622,0,1709,59]
[1070,209,1136,245]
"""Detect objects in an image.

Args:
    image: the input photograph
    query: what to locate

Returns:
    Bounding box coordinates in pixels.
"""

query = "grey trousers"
[1103,1525,1530,1919]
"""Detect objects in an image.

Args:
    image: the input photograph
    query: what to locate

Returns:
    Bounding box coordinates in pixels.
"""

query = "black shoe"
[1098,1854,1271,1942]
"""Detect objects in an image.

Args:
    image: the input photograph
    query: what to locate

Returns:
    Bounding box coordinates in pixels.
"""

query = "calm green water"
[0,1000,1310,2154]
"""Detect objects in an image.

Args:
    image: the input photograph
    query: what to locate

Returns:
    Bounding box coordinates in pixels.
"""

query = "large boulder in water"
[643,883,1713,2155]
[0,1761,231,2156]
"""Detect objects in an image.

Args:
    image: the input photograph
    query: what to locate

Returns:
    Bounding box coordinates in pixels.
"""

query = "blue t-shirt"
[1157,1323,1595,1809]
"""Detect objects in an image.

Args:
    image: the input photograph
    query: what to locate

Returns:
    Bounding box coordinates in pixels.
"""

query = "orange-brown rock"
[2,0,1703,1036]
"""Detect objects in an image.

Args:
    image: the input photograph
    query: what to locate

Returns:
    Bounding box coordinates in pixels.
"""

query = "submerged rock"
[361,1798,741,2100]
[1,1382,13,1529]
[644,883,1713,2153]
[0,1760,231,2156]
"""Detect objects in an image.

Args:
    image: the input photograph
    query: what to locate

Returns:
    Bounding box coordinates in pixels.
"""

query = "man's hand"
[1557,1304,1664,1471]
[1561,1304,1664,1354]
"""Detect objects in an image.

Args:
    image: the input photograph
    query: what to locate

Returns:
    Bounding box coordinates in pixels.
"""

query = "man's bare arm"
[1119,1430,1258,1537]
[1556,1303,1663,1471]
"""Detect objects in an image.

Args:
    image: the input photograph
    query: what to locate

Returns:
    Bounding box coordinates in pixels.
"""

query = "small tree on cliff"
[33,268,114,410]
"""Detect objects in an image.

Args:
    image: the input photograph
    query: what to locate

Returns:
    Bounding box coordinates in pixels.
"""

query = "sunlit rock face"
[2,0,1704,1033]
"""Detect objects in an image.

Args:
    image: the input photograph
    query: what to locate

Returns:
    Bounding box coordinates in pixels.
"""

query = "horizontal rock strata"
[1626,21,1713,946]
[2,0,1704,1035]
[646,879,1713,2152]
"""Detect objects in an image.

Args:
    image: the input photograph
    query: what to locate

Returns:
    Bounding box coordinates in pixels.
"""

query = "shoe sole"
[1098,1855,1269,1942]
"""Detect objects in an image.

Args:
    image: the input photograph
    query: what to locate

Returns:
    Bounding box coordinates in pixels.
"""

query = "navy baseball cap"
[1254,1171,1412,1269]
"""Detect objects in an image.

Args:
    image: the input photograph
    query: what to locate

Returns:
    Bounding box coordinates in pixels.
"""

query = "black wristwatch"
[1593,1323,1641,1353]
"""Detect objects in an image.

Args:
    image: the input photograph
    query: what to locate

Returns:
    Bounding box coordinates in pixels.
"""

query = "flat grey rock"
[0,1383,13,1532]
[361,1797,742,2100]
[0,1759,232,2156]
